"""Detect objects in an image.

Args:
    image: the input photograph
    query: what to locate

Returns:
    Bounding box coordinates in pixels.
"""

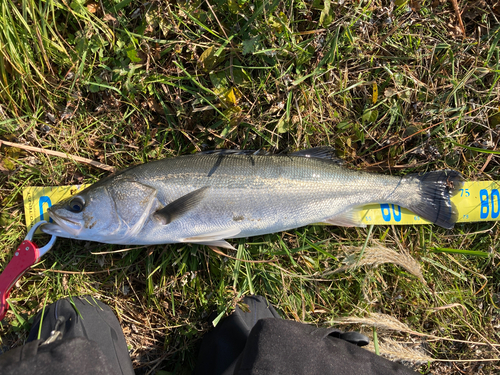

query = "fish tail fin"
[405,170,463,229]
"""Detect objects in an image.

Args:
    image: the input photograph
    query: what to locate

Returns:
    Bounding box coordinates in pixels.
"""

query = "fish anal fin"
[181,227,241,249]
[154,186,209,225]
[323,208,366,227]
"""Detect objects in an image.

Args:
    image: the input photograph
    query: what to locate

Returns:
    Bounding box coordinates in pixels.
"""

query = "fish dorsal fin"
[154,186,209,225]
[181,227,241,249]
[199,149,270,156]
[290,147,343,164]
[322,207,366,227]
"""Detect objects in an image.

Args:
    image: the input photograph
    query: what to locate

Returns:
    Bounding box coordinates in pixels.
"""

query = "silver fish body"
[41,149,463,248]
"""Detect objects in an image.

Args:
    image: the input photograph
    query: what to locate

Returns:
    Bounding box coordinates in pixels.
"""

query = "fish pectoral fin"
[154,186,210,225]
[181,227,241,249]
[323,208,366,227]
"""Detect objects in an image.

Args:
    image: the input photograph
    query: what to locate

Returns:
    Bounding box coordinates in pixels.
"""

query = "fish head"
[41,179,158,243]
[41,183,120,241]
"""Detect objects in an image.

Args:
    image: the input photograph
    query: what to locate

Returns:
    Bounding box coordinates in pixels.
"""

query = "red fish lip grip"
[0,221,56,320]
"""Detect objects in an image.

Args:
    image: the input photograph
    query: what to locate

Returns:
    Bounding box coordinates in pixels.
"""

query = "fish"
[41,147,463,249]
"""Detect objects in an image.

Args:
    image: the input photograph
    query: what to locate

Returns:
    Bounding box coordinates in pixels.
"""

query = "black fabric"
[0,337,115,375]
[0,294,419,375]
[0,296,134,375]
[234,318,419,375]
[306,325,369,347]
[336,330,371,346]
[194,295,281,375]
[195,295,418,375]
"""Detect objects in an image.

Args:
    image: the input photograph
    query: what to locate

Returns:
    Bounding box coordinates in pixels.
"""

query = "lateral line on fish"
[24,180,500,232]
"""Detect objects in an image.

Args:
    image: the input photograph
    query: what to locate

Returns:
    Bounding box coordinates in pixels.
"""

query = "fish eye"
[68,197,85,213]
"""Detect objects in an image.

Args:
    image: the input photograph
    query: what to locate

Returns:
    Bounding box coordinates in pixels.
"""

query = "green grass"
[1,0,500,373]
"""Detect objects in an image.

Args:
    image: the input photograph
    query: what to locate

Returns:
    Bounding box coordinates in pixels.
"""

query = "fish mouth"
[40,211,83,237]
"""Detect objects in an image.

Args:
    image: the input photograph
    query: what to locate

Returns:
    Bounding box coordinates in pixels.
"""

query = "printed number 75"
[460,188,470,197]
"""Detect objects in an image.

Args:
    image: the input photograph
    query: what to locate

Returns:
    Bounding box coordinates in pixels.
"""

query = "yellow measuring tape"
[23,181,500,230]
[24,185,90,230]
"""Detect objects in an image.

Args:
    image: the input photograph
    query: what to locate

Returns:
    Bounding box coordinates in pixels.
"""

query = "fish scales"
[41,149,463,247]
[130,155,391,235]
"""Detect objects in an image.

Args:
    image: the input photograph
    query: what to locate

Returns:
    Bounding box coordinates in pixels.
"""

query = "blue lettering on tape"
[39,196,53,222]
[380,204,391,221]
[480,189,489,219]
[392,204,401,222]
[491,189,499,219]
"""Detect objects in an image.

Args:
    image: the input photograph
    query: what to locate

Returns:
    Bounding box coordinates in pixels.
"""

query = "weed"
[1,0,500,373]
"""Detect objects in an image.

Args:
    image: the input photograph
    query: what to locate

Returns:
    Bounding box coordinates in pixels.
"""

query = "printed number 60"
[380,204,401,222]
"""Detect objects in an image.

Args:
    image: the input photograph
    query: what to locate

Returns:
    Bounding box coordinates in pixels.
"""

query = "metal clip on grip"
[0,221,57,320]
